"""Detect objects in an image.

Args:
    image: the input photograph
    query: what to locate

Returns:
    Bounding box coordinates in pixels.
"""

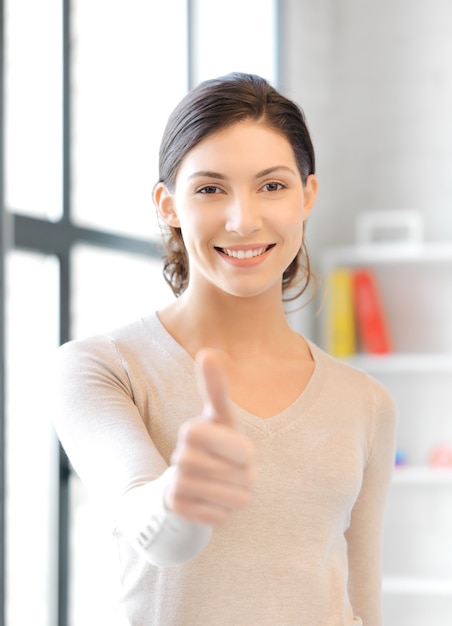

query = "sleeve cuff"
[115,467,212,567]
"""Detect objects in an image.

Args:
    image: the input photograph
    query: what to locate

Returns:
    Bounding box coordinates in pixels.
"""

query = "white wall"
[279,0,452,250]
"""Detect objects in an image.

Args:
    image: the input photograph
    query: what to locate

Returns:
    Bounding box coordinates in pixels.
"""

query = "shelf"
[342,353,452,374]
[392,466,452,486]
[383,576,452,597]
[322,242,452,268]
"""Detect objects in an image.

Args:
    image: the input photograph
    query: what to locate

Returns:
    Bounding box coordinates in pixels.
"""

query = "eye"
[197,185,224,194]
[260,181,286,192]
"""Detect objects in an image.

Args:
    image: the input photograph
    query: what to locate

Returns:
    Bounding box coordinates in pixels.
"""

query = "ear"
[153,182,180,228]
[302,174,318,221]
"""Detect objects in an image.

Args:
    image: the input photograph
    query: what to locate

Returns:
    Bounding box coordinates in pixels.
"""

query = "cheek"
[281,215,305,256]
[177,212,220,256]
[277,208,305,237]
[180,206,221,235]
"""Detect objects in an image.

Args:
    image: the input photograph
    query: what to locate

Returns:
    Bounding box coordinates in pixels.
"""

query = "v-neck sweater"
[54,312,397,626]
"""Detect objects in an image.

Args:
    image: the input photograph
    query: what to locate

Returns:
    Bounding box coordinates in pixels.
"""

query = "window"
[1,1,279,624]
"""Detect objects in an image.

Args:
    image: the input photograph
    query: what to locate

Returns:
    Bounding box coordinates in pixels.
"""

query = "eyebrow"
[188,170,227,181]
[256,165,297,178]
[187,165,297,181]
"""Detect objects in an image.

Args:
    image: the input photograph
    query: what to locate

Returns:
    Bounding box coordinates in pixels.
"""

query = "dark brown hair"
[156,72,316,300]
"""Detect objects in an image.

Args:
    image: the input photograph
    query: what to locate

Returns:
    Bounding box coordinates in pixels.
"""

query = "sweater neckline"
[142,312,326,434]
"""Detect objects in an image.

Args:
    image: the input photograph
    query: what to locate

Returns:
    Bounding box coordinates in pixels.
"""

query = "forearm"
[115,467,212,567]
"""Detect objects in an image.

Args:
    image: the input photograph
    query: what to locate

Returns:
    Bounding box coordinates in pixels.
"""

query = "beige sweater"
[54,313,397,626]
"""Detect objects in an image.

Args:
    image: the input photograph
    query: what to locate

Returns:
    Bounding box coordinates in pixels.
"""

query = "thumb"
[196,348,236,428]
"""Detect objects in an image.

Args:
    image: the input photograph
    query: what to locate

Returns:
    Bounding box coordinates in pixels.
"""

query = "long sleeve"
[52,335,211,567]
[345,378,397,625]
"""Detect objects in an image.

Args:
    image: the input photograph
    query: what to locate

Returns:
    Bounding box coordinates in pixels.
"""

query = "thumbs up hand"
[165,348,256,526]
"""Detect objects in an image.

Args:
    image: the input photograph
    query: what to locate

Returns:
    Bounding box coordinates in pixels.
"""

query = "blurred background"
[1,1,451,624]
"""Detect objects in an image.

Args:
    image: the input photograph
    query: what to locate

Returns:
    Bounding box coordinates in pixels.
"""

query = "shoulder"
[308,340,397,422]
[55,317,151,388]
[56,312,189,395]
[57,314,156,366]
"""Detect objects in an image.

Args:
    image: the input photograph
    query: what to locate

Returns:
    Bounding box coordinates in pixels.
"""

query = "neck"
[159,284,297,359]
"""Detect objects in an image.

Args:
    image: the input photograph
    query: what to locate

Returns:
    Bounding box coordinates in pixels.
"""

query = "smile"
[215,244,275,259]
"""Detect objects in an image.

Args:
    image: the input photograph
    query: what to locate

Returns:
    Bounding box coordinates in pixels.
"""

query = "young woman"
[54,73,397,625]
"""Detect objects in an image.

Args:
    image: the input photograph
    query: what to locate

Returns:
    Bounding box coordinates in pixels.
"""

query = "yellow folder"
[326,268,356,357]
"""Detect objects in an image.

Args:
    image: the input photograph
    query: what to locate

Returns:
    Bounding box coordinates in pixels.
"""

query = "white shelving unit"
[392,466,452,486]
[383,577,452,596]
[320,241,452,626]
[342,352,452,374]
[322,241,452,267]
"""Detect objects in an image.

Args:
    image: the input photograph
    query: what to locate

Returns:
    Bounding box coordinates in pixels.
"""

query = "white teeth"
[223,247,266,258]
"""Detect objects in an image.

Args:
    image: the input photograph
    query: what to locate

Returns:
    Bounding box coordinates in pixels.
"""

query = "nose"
[224,194,262,236]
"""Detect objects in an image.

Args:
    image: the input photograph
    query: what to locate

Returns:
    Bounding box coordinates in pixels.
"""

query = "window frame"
[0,0,6,621]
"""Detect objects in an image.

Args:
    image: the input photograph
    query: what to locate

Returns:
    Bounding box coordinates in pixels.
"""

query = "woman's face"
[155,120,317,300]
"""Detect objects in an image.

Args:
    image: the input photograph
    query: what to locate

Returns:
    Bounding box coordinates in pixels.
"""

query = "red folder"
[353,269,392,354]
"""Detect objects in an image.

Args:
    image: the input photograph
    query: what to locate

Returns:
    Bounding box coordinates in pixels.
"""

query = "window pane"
[5,251,60,626]
[191,0,277,84]
[71,0,188,239]
[4,0,62,220]
[71,244,175,340]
